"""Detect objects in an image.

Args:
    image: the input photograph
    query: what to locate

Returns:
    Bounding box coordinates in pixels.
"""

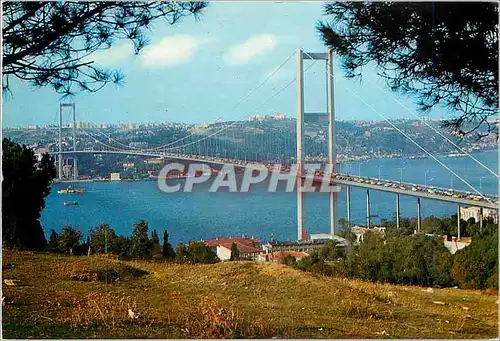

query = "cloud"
[225,34,277,65]
[88,42,134,67]
[140,34,200,68]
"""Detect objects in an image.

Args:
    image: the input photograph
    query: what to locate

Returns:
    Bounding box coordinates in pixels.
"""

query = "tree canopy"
[317,2,498,138]
[2,1,207,95]
[2,138,56,250]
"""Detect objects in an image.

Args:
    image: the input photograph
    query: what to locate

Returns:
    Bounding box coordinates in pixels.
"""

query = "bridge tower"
[58,103,77,180]
[296,49,336,240]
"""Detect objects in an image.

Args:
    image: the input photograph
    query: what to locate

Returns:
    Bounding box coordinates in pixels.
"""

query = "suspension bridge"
[50,49,499,240]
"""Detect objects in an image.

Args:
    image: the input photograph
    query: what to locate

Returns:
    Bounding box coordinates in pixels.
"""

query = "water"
[41,150,498,245]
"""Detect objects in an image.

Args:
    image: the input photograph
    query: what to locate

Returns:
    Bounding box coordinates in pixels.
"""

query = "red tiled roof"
[203,237,261,254]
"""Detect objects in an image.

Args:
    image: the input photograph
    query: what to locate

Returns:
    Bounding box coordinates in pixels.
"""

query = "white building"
[110,172,121,181]
[350,226,386,244]
[460,206,498,223]
[216,245,232,261]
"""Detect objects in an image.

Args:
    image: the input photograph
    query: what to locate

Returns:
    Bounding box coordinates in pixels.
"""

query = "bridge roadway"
[54,150,498,209]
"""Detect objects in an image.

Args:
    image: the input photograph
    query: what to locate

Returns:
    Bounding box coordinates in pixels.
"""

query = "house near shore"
[202,236,262,261]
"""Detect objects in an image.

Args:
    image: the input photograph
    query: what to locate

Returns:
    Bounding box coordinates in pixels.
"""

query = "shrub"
[452,229,498,289]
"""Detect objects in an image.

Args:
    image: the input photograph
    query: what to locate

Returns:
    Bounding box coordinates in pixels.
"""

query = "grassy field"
[2,250,498,339]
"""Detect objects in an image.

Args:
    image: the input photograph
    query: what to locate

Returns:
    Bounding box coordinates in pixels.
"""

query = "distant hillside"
[3,119,496,163]
[2,250,498,339]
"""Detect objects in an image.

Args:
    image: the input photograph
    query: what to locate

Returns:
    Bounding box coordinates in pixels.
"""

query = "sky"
[3,2,450,128]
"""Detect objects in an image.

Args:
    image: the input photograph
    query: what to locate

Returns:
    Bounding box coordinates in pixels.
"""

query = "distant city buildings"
[250,112,286,121]
[129,141,149,149]
[110,172,121,181]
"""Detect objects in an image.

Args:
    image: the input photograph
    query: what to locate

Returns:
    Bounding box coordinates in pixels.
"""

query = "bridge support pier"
[346,185,351,228]
[396,193,400,229]
[72,103,77,179]
[296,48,336,239]
[58,104,63,180]
[327,49,336,236]
[479,208,483,233]
[417,198,421,232]
[457,205,461,240]
[296,49,305,241]
[366,189,371,228]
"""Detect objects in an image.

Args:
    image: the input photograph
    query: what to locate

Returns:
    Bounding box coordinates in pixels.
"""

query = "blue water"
[41,150,498,245]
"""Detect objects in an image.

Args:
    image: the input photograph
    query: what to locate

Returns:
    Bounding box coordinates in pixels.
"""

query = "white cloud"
[88,42,134,67]
[225,34,277,65]
[140,34,200,68]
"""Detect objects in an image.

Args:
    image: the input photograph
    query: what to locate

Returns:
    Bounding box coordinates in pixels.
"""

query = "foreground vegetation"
[295,220,498,290]
[2,250,498,339]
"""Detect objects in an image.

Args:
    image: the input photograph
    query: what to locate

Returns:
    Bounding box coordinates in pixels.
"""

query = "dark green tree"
[452,229,498,289]
[2,2,207,95]
[112,236,133,259]
[88,223,116,254]
[131,220,152,259]
[185,242,218,264]
[174,243,190,263]
[318,2,498,137]
[162,230,175,259]
[58,225,82,255]
[282,254,297,267]
[338,218,347,229]
[2,138,55,250]
[47,229,59,252]
[151,229,161,256]
[230,242,240,261]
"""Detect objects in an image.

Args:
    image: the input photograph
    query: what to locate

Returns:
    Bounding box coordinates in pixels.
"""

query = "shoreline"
[53,149,497,184]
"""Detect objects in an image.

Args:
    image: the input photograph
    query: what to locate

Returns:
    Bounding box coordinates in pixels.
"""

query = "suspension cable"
[83,50,297,152]
[164,58,319,151]
[303,51,494,202]
[367,78,499,179]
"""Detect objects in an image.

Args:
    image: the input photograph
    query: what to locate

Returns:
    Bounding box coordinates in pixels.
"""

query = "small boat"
[64,201,79,206]
[58,185,85,194]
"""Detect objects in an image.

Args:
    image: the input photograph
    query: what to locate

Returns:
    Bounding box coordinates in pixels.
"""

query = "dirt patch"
[69,265,148,283]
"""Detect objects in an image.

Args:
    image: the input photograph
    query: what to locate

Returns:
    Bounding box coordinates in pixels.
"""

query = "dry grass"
[2,250,498,339]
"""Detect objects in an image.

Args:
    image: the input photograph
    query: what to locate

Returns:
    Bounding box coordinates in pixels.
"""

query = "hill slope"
[2,250,498,338]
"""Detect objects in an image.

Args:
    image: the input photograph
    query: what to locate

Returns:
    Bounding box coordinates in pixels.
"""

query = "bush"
[452,229,498,289]
[294,229,455,288]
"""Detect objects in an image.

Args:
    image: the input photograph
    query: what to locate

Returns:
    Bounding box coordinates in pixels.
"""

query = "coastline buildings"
[460,206,498,224]
[202,236,261,260]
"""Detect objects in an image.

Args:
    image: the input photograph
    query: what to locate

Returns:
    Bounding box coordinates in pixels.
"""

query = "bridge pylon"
[296,49,336,240]
[58,103,77,180]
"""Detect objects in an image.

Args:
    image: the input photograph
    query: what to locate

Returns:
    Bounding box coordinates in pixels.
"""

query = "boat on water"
[63,201,79,206]
[57,185,85,194]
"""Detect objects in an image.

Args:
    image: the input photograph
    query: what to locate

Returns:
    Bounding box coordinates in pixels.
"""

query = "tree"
[317,2,498,138]
[186,242,218,264]
[230,242,240,261]
[131,220,152,259]
[89,223,116,254]
[174,243,190,263]
[338,218,347,229]
[112,236,133,259]
[58,225,82,255]
[2,138,56,250]
[47,229,59,252]
[162,230,175,259]
[2,2,207,95]
[151,229,161,256]
[452,229,498,289]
